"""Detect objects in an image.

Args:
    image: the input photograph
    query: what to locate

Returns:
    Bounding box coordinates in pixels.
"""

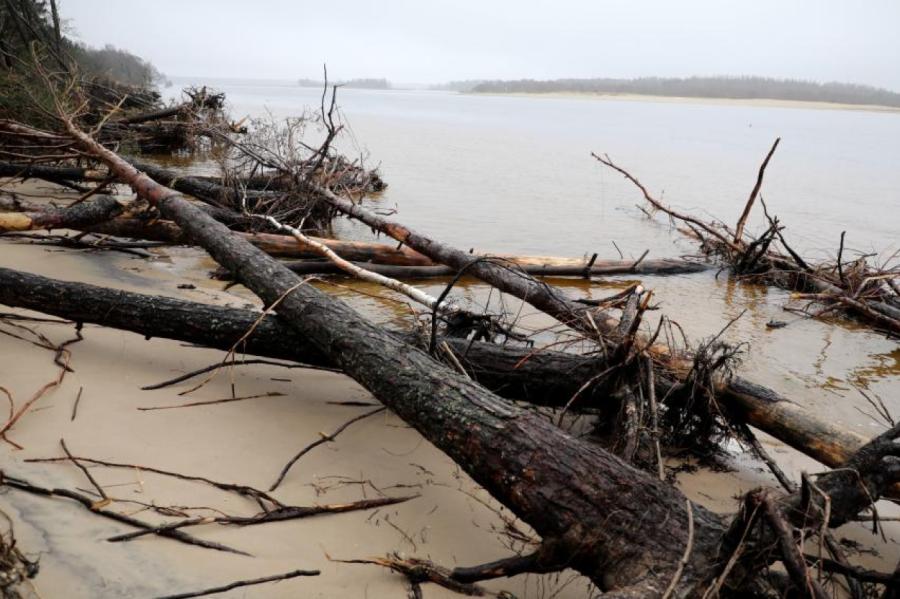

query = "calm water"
[167,79,899,433]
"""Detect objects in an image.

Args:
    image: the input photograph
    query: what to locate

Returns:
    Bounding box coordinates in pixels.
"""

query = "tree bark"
[0,195,122,232]
[0,162,107,183]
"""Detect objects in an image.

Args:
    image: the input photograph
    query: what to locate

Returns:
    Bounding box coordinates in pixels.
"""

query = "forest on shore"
[436,75,900,107]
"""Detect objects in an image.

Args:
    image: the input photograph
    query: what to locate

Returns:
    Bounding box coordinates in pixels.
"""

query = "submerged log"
[281,257,709,278]
[82,218,438,264]
[88,217,704,273]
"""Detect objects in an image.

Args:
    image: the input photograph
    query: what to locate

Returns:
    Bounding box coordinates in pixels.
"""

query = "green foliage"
[71,43,163,88]
[0,0,163,125]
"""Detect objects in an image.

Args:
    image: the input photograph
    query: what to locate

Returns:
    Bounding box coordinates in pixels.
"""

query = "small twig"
[59,438,108,503]
[270,407,386,491]
[661,499,694,599]
[837,230,847,287]
[137,391,285,411]
[734,137,780,244]
[70,386,83,421]
[141,359,337,391]
[154,569,320,599]
[629,249,650,272]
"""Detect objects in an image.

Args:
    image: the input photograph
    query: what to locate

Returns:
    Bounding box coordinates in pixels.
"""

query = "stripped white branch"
[256,214,459,315]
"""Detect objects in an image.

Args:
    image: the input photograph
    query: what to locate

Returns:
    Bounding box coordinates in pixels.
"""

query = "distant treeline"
[298,77,391,90]
[429,80,489,92]
[70,43,163,88]
[462,76,900,107]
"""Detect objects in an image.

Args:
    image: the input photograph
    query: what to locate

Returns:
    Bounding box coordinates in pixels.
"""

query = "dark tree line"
[0,0,162,87]
[462,75,900,107]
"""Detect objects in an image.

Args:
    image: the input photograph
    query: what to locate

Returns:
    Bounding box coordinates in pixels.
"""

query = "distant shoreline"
[467,91,900,113]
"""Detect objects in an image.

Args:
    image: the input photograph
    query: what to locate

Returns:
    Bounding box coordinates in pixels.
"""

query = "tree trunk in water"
[281,258,709,278]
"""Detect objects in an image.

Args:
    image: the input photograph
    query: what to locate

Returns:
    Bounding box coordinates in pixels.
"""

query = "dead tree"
[592,148,900,337]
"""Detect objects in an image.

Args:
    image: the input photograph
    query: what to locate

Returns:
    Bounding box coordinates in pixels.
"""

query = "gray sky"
[59,0,900,89]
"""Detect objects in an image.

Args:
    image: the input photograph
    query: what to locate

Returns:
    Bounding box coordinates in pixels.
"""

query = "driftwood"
[280,257,709,279]
[0,193,122,232]
[0,195,708,276]
[225,150,878,478]
[592,149,900,337]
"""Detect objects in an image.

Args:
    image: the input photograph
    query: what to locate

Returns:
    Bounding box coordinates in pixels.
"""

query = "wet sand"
[1,180,899,597]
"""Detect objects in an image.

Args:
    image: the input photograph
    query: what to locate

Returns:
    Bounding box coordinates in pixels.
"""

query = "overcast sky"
[58,0,900,89]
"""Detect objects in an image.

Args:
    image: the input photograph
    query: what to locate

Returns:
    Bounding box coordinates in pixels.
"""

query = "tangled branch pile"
[594,144,900,338]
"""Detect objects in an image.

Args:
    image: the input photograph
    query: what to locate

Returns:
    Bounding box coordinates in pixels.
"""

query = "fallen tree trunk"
[60,116,727,595]
[0,266,872,480]
[0,194,122,233]
[115,104,189,126]
[121,158,275,209]
[1,204,706,275]
[87,218,703,273]
[82,217,440,264]
[281,257,709,278]
[0,162,107,183]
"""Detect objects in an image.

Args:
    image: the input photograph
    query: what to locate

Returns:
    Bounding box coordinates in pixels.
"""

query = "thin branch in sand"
[1,472,249,555]
[70,385,83,421]
[137,391,285,411]
[141,359,339,391]
[108,495,416,543]
[26,455,283,510]
[270,407,386,491]
[59,438,108,505]
[1,325,81,448]
[154,568,320,599]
